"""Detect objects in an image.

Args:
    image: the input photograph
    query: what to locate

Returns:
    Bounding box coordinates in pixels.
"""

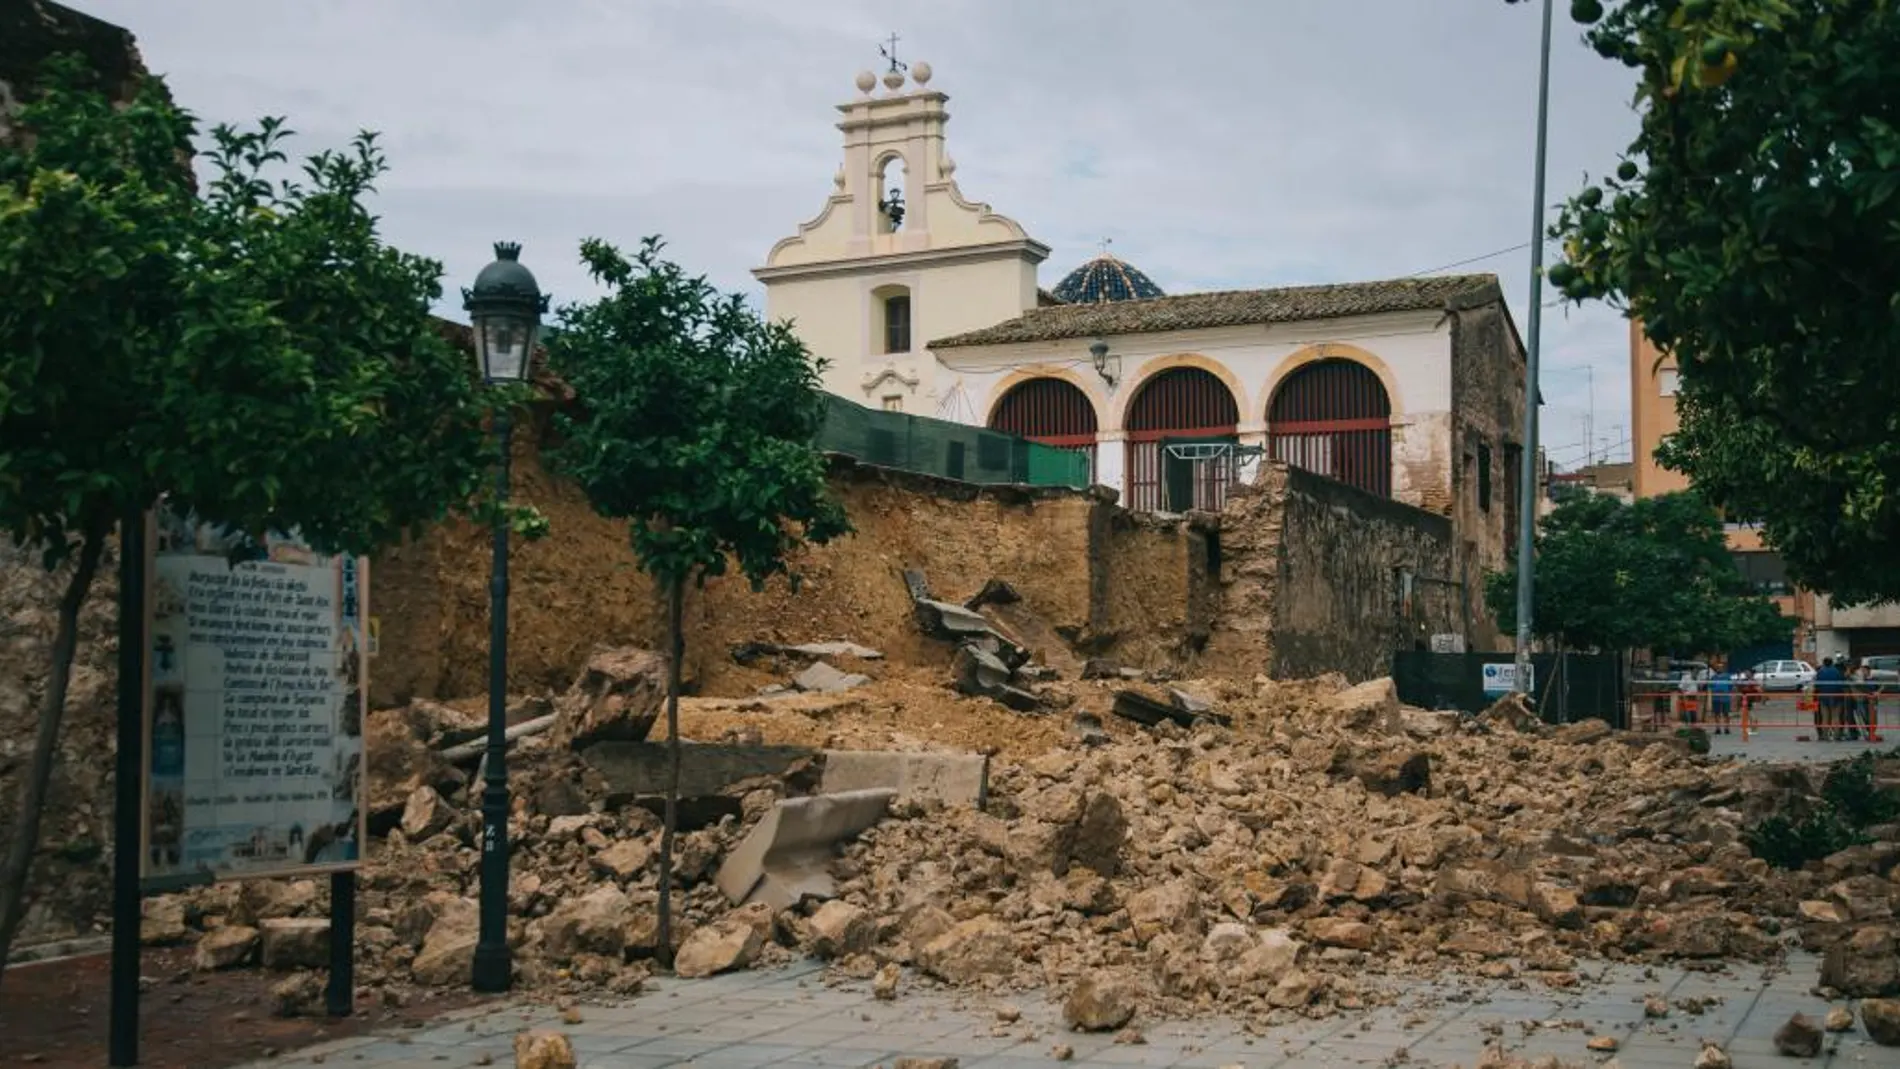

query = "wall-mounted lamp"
[1089,339,1120,389]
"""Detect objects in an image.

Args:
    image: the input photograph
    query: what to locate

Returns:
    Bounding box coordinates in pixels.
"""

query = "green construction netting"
[817,396,1090,488]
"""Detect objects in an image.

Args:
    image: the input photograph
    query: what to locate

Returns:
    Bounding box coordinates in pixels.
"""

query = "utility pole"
[1509,0,1555,699]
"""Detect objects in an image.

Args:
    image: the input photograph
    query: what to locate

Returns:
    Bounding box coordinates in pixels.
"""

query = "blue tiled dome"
[1051,254,1165,304]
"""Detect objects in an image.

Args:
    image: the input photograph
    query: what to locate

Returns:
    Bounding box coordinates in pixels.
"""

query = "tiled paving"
[239,952,1899,1068]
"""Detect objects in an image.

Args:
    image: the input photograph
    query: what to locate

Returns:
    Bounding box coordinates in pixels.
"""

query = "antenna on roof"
[879,33,907,75]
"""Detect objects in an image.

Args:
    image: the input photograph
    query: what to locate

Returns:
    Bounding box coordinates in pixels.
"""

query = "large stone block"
[820,750,989,808]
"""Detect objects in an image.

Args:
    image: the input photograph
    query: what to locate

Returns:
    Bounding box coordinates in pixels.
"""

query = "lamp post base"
[471,943,512,993]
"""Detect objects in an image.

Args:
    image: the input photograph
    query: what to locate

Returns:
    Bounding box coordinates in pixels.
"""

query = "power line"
[1406,241,1534,277]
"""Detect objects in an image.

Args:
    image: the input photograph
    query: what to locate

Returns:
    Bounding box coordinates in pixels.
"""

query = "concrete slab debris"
[915,598,995,638]
[820,750,989,808]
[793,660,871,693]
[731,640,884,664]
[581,740,817,799]
[714,788,897,911]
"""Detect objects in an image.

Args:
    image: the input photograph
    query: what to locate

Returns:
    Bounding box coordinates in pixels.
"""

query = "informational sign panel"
[1481,661,1535,696]
[141,509,368,884]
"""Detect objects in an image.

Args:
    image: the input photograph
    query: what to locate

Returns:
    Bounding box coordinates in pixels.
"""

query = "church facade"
[756,62,1528,613]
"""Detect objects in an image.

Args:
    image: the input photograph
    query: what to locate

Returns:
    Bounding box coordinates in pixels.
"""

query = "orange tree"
[1486,487,1791,655]
[0,58,504,972]
[1544,0,1900,604]
[547,236,848,957]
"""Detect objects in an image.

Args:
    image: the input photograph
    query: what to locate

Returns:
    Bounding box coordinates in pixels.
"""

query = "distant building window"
[1732,550,1791,596]
[1477,443,1493,513]
[1658,368,1680,396]
[884,294,911,354]
[881,394,903,412]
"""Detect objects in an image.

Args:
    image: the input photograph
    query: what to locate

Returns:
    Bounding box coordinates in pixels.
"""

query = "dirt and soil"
[0,945,484,1069]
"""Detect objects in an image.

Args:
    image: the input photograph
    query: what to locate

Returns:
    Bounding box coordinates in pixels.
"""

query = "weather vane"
[879,32,907,75]
[1098,237,1114,256]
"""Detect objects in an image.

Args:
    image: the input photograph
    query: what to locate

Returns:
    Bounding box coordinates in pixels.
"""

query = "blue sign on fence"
[1481,662,1534,696]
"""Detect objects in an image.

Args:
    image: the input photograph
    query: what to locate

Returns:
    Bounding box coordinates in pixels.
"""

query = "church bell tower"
[754,43,1048,419]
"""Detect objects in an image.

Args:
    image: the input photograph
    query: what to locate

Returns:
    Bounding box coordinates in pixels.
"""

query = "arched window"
[1266,358,1392,498]
[1125,366,1240,512]
[989,377,1098,476]
[872,284,911,354]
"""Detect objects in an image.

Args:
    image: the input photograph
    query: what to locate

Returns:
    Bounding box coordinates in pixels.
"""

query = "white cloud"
[77,0,1644,465]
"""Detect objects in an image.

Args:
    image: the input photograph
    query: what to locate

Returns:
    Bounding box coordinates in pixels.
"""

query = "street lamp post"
[1508,0,1555,697]
[462,242,548,994]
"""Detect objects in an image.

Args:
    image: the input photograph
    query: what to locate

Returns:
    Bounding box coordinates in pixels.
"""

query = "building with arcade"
[755,59,1527,615]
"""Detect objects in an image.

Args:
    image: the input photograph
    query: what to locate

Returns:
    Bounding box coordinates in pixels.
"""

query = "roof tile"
[930,272,1502,348]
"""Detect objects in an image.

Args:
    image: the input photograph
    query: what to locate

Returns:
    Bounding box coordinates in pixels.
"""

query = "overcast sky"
[79,0,1644,469]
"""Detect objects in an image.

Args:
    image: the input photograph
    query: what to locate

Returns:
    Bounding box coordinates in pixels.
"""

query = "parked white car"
[1752,659,1817,691]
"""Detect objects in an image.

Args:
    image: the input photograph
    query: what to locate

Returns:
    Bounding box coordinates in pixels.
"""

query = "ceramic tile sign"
[141,508,367,885]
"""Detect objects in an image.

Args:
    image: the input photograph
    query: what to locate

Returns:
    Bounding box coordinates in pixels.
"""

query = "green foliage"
[1675,726,1712,755]
[1745,753,1900,869]
[1821,752,1900,828]
[1744,807,1862,870]
[0,56,500,562]
[1544,0,1900,604]
[548,236,850,591]
[1486,487,1790,654]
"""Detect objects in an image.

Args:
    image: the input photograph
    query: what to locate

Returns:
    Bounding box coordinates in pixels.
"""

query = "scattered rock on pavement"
[673,918,762,979]
[1772,1012,1823,1057]
[270,972,325,1018]
[512,1030,577,1069]
[1063,974,1140,1032]
[1693,1042,1732,1069]
[1864,998,1900,1046]
[872,962,900,1000]
[807,900,874,960]
[1824,1005,1855,1033]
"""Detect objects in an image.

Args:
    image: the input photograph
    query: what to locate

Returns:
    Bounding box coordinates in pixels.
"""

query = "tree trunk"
[0,523,109,980]
[655,574,685,966]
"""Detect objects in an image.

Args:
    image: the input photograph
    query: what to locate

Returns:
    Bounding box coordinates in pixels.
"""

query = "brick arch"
[1265,355,1393,498]
[1263,342,1405,417]
[983,367,1108,435]
[1110,352,1249,430]
[1120,361,1244,513]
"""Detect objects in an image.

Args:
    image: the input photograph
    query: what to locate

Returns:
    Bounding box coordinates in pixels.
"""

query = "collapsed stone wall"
[1201,461,1462,683]
[369,420,1203,707]
[0,432,1201,951]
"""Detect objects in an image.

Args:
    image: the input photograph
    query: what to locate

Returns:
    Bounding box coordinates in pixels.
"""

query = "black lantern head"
[462,242,549,385]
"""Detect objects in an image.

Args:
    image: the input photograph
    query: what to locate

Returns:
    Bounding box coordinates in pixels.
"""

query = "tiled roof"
[931,273,1503,349]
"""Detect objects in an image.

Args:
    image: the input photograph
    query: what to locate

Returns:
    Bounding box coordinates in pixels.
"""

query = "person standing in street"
[1707,663,1733,735]
[1815,657,1846,741]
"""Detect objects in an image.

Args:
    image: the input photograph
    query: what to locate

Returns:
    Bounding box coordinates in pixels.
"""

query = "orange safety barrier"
[1629,687,1884,743]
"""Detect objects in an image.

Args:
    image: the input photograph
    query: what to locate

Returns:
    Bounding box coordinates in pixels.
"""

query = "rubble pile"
[143,643,1900,1031]
[824,678,1900,1024]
